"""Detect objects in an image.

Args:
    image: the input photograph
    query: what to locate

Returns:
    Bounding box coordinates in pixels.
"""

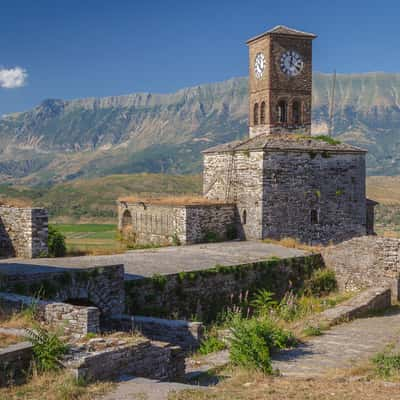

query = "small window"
[253,103,259,125]
[260,101,266,124]
[277,100,288,124]
[310,209,319,225]
[293,101,301,124]
[242,209,247,225]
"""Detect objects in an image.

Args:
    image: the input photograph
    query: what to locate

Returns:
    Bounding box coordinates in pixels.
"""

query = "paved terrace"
[0,241,305,280]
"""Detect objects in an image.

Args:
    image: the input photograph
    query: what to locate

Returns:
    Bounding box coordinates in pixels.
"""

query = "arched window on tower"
[254,103,259,125]
[277,100,288,124]
[293,101,301,125]
[260,102,266,125]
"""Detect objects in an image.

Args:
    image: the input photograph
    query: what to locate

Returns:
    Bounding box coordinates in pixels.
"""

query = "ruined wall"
[0,342,33,387]
[322,236,400,297]
[262,150,367,245]
[0,292,100,336]
[125,254,324,322]
[66,339,185,383]
[0,207,48,258]
[118,202,237,245]
[0,264,125,317]
[203,151,264,240]
[111,315,204,351]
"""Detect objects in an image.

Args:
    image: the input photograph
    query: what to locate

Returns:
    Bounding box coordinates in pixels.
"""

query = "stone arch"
[121,209,133,229]
[253,103,259,125]
[277,100,288,124]
[292,100,302,125]
[260,101,266,124]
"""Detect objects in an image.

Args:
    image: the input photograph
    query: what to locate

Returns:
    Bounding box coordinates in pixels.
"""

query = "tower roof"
[203,135,366,154]
[246,25,317,44]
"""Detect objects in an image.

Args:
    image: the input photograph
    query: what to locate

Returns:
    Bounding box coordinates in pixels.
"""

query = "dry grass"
[170,367,400,400]
[263,237,321,253]
[0,197,32,208]
[118,195,231,206]
[0,370,114,400]
[0,333,23,348]
[367,176,400,205]
[0,311,35,330]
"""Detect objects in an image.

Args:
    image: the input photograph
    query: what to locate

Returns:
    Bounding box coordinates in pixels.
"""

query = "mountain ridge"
[0,72,400,185]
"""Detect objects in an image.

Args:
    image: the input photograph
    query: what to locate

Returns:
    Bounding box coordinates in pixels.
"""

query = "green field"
[53,223,124,254]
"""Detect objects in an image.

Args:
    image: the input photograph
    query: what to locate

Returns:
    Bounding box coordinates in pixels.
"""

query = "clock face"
[254,52,266,79]
[280,50,304,77]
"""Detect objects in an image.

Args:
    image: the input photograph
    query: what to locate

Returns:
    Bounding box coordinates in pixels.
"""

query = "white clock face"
[254,52,266,79]
[280,50,304,77]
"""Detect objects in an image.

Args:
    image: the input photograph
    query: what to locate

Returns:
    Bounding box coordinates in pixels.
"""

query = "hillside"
[0,73,400,184]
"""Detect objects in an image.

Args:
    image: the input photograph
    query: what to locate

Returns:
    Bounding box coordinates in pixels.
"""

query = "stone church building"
[118,25,375,246]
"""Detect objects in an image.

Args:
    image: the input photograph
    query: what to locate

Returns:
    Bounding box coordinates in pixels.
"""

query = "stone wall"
[65,338,185,383]
[0,207,48,258]
[111,314,204,351]
[0,264,125,317]
[322,236,400,298]
[117,201,237,245]
[0,342,33,387]
[203,148,367,245]
[125,254,324,322]
[262,151,367,245]
[0,292,100,336]
[203,151,264,240]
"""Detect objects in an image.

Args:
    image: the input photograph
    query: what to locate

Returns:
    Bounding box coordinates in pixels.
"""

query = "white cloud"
[0,67,28,88]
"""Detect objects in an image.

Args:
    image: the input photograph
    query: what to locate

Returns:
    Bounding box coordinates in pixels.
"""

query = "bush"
[48,225,66,257]
[26,326,68,372]
[198,331,227,355]
[229,316,296,374]
[305,269,337,296]
[251,290,277,316]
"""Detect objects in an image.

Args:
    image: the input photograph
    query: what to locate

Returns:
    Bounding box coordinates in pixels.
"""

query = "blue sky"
[0,0,399,116]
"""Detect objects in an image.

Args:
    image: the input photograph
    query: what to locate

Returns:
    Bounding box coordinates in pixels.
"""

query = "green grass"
[53,223,123,254]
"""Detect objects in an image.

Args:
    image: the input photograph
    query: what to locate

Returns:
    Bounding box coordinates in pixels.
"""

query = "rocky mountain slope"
[1,72,400,185]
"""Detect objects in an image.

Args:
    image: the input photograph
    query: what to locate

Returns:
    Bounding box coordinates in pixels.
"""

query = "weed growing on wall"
[305,269,337,296]
[26,326,68,372]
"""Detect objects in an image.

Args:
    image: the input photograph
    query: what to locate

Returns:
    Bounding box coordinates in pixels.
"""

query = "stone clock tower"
[247,25,317,138]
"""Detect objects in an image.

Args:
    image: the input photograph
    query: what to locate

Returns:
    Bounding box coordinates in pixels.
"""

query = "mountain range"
[1,72,400,185]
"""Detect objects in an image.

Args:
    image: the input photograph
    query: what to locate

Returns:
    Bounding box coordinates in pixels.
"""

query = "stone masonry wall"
[66,338,185,383]
[185,204,237,243]
[118,202,237,245]
[262,151,367,244]
[0,292,100,336]
[0,264,125,317]
[111,314,204,351]
[322,236,400,298]
[203,151,264,240]
[0,342,33,387]
[125,254,324,322]
[0,207,48,258]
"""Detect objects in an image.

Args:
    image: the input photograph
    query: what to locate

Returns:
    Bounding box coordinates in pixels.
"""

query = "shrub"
[305,269,337,296]
[229,316,296,374]
[198,331,227,355]
[26,326,68,372]
[251,290,277,316]
[373,352,400,379]
[48,225,66,257]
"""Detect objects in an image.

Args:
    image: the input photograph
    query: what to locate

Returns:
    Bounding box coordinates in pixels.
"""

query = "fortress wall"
[322,236,400,298]
[117,202,237,245]
[0,207,48,258]
[262,151,367,245]
[125,254,324,322]
[203,150,264,240]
